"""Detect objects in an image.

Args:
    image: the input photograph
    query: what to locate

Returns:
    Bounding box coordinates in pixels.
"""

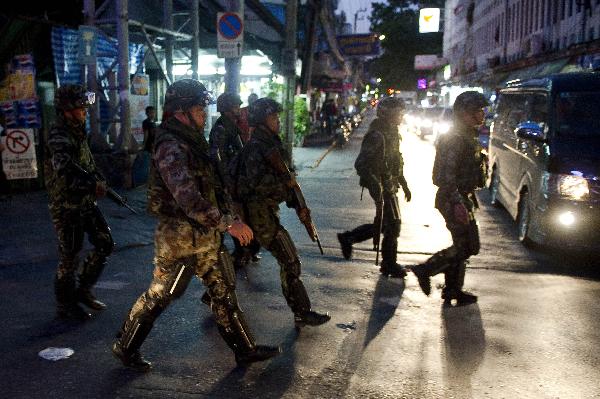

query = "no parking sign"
[217,12,244,58]
[1,129,38,179]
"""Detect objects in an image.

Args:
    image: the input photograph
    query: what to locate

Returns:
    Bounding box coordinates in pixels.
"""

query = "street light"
[378,34,386,41]
[376,78,382,83]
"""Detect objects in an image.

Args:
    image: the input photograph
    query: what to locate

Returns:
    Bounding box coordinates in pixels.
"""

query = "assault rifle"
[265,148,324,255]
[71,163,139,214]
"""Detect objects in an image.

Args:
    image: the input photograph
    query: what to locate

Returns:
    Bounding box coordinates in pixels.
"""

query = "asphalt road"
[1,111,599,399]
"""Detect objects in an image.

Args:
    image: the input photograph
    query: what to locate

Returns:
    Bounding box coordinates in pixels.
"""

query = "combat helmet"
[216,92,243,113]
[377,96,405,118]
[453,91,489,113]
[54,84,95,111]
[248,97,283,127]
[164,79,213,113]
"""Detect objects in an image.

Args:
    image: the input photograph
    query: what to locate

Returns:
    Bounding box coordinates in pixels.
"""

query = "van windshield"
[555,92,600,137]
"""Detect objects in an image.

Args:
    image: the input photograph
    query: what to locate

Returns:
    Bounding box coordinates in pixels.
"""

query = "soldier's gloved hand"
[95,181,107,198]
[227,221,254,246]
[453,203,470,225]
[297,207,311,224]
[402,184,412,202]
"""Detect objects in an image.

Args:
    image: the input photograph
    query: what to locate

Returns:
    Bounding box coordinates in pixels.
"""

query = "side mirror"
[515,121,545,141]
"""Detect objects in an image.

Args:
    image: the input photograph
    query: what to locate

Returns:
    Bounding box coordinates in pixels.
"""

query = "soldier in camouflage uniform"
[111,80,280,371]
[209,92,260,268]
[337,97,411,278]
[235,97,330,329]
[410,91,489,306]
[45,84,114,320]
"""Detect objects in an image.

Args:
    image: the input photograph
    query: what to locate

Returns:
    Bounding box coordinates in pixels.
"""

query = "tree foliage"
[370,0,444,91]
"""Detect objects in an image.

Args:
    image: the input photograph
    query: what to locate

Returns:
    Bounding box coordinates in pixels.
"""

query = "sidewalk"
[0,135,354,267]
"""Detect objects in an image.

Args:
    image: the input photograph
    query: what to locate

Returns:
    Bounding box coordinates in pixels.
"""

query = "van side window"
[528,94,549,129]
[502,94,528,135]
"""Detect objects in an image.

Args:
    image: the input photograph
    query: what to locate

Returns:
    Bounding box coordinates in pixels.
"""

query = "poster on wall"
[130,95,149,145]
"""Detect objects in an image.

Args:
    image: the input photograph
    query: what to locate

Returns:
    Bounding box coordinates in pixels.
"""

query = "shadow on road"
[205,329,298,399]
[441,304,486,399]
[364,275,405,349]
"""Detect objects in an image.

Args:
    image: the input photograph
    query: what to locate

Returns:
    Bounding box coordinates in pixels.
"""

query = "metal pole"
[191,0,199,80]
[301,0,319,94]
[83,0,101,142]
[116,0,132,152]
[283,0,298,164]
[224,0,243,93]
[164,0,174,83]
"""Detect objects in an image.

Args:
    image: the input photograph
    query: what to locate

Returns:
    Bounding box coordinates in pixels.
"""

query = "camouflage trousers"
[245,203,312,315]
[123,218,234,331]
[50,205,114,304]
[340,192,401,266]
[420,193,480,291]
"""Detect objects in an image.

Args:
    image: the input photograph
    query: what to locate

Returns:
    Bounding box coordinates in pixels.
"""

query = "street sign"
[336,34,381,57]
[419,8,441,33]
[217,12,244,58]
[78,25,97,64]
[1,129,38,179]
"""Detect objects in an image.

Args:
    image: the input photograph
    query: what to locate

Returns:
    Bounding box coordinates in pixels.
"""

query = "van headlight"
[544,173,589,201]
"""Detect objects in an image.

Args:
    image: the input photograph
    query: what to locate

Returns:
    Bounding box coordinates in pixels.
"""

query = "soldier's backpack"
[354,129,385,187]
[225,145,249,202]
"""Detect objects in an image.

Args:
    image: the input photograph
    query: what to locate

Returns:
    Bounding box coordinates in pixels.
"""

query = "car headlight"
[543,173,589,201]
[421,118,433,127]
[437,122,451,134]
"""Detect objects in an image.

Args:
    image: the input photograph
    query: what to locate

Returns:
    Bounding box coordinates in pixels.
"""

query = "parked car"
[487,73,600,249]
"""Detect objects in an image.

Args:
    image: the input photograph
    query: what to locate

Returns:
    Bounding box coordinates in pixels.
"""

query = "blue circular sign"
[218,13,242,40]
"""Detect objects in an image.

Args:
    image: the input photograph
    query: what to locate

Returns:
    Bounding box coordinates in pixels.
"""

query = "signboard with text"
[1,129,38,179]
[336,34,381,57]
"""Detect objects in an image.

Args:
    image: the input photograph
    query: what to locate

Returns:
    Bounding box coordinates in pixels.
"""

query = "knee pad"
[272,229,301,267]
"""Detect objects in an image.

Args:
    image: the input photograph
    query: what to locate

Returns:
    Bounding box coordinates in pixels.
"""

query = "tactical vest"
[147,124,219,219]
[45,120,96,210]
[432,130,485,193]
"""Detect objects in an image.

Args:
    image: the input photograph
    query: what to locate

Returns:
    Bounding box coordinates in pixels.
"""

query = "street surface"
[1,109,599,398]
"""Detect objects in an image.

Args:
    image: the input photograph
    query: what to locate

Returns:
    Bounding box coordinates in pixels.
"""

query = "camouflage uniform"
[338,97,410,277]
[112,80,279,371]
[235,98,330,328]
[411,91,488,306]
[209,96,260,265]
[45,85,114,318]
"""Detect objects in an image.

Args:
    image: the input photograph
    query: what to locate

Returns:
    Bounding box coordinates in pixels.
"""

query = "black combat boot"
[409,266,431,296]
[55,275,92,320]
[112,318,153,371]
[76,288,107,310]
[379,263,407,278]
[294,310,331,329]
[112,341,152,371]
[337,233,353,260]
[442,289,478,307]
[57,303,92,321]
[235,345,282,367]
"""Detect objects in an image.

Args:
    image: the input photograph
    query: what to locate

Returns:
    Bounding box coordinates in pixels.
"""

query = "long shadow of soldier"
[363,275,405,348]
[303,275,406,397]
[204,329,298,399]
[441,304,486,399]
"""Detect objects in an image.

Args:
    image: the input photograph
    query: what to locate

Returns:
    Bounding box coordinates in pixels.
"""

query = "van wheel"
[489,169,500,206]
[517,191,534,247]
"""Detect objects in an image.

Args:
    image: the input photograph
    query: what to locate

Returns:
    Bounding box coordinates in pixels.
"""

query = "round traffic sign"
[6,130,31,154]
[218,13,243,40]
